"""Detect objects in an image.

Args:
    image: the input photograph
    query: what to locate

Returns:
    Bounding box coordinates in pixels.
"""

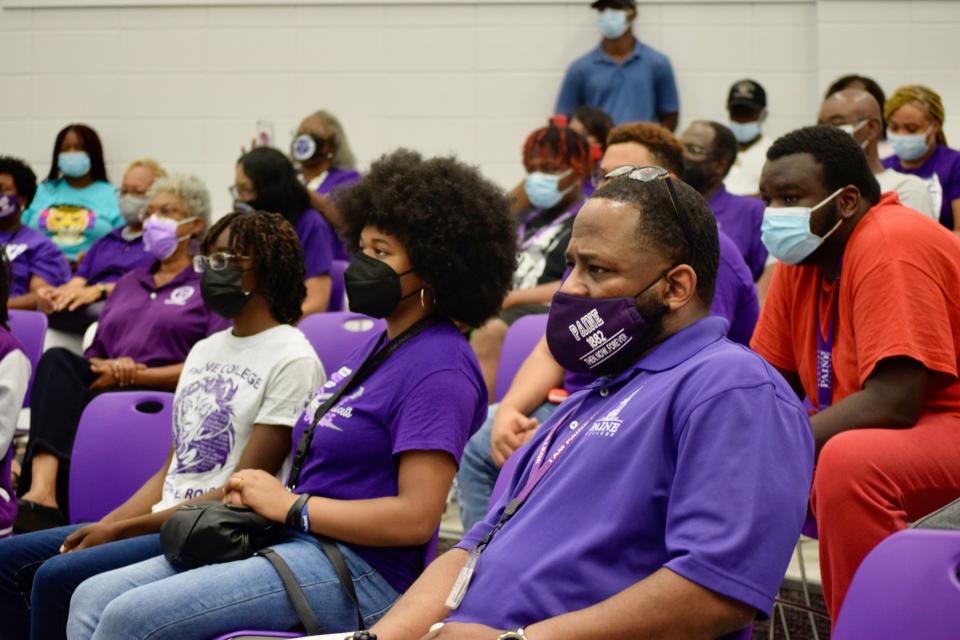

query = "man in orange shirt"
[751,125,960,623]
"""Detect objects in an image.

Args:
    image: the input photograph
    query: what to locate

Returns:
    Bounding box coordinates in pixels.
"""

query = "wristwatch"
[497,629,527,640]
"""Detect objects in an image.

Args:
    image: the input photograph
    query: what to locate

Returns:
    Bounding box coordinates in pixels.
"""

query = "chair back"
[493,314,548,403]
[298,311,385,375]
[327,260,348,312]
[68,391,174,523]
[8,309,47,407]
[833,528,960,639]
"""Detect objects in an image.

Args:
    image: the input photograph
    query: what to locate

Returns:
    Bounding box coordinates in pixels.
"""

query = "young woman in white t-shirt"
[0,210,324,640]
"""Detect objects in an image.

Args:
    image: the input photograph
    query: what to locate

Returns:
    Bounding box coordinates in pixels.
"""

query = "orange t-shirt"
[752,193,960,414]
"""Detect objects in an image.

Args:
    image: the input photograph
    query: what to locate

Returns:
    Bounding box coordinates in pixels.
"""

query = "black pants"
[46,301,105,335]
[18,348,98,514]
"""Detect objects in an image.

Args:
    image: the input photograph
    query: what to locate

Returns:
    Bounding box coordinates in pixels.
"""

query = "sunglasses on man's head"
[601,164,694,263]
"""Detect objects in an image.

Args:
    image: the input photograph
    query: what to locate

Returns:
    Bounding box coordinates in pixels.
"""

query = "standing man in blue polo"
[372,173,813,640]
[555,0,680,130]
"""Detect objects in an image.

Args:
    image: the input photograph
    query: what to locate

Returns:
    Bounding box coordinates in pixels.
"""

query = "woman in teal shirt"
[21,124,122,263]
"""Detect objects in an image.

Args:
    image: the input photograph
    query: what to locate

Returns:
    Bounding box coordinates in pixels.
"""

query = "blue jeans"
[69,531,400,640]
[0,523,161,639]
[457,401,558,531]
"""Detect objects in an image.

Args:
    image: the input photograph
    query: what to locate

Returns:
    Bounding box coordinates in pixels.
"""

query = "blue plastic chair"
[68,391,174,523]
[8,309,48,407]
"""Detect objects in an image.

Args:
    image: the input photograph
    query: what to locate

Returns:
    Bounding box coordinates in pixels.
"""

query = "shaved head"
[820,88,881,123]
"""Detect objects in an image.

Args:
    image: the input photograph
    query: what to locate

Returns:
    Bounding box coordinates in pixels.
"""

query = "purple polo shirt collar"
[572,316,729,396]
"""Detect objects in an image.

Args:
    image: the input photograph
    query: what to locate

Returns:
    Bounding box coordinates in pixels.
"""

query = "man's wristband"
[286,493,310,531]
[97,283,107,301]
[497,629,527,640]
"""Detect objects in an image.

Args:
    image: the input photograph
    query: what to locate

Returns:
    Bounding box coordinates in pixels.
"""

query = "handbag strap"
[288,315,440,490]
[318,536,366,631]
[258,548,324,636]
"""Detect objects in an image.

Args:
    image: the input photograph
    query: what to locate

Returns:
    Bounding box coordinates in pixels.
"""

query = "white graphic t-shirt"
[153,324,325,512]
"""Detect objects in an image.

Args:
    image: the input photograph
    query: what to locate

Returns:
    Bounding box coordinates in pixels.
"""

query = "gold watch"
[497,629,527,640]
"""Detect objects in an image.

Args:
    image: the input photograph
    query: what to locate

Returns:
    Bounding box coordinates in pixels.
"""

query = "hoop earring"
[420,288,426,309]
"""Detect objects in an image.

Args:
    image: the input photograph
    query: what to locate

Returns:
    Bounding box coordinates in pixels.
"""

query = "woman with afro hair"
[68,149,518,640]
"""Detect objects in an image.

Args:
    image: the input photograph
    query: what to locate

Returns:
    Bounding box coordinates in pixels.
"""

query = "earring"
[420,288,426,308]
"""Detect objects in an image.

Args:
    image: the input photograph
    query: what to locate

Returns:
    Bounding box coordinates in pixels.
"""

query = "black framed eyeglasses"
[602,164,695,263]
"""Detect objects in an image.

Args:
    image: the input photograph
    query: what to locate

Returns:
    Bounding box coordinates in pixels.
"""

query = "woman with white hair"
[291,110,359,256]
[14,174,229,533]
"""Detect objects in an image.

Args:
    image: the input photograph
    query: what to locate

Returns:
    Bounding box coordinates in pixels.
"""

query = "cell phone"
[255,120,275,148]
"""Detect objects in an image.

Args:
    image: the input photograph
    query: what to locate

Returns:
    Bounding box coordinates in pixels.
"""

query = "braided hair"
[202,210,307,325]
[522,121,592,180]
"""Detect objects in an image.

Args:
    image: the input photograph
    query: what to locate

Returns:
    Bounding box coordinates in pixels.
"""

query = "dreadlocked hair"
[522,122,592,179]
[202,210,307,325]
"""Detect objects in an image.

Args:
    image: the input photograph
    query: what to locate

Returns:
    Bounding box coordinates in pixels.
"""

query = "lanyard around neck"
[815,260,842,410]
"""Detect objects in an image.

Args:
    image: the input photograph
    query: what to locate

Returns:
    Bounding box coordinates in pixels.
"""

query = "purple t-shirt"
[708,185,767,280]
[293,209,336,280]
[75,227,154,285]
[291,321,487,593]
[453,317,813,627]
[0,226,71,297]
[883,144,960,229]
[562,233,758,392]
[314,169,360,261]
[85,263,229,366]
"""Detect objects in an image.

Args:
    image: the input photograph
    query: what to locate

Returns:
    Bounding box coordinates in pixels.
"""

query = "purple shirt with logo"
[0,226,71,297]
[562,232,758,393]
[293,209,336,280]
[883,143,960,229]
[708,185,767,280]
[291,321,487,593]
[85,264,229,366]
[453,317,813,627]
[75,227,154,285]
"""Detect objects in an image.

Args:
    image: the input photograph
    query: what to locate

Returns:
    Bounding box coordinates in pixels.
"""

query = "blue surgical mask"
[596,8,630,40]
[888,130,931,162]
[525,171,572,210]
[728,121,762,144]
[837,121,869,149]
[761,188,844,265]
[58,151,91,178]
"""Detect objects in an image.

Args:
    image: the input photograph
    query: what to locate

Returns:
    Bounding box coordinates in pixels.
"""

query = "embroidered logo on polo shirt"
[587,387,643,438]
[165,285,196,306]
[4,243,27,262]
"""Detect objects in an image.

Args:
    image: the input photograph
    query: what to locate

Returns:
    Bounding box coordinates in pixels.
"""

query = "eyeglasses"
[193,252,250,273]
[602,165,695,263]
[229,185,256,201]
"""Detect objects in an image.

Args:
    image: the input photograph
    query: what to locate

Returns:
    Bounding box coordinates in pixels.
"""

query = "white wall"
[0,1,957,217]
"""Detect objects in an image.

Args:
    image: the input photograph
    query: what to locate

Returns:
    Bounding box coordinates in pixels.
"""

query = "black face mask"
[344,252,418,319]
[681,159,713,194]
[201,266,252,319]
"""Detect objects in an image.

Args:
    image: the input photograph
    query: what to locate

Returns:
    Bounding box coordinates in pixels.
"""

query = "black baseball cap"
[727,79,767,110]
[591,0,636,9]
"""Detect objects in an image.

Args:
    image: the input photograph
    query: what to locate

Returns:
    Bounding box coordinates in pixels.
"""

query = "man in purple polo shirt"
[375,165,813,640]
[458,128,761,531]
[681,121,767,280]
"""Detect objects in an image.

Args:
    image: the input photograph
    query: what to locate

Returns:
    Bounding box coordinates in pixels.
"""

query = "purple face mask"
[546,272,669,376]
[0,194,20,219]
[143,215,196,260]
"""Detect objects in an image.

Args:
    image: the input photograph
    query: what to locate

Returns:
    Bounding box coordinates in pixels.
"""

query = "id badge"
[445,546,481,609]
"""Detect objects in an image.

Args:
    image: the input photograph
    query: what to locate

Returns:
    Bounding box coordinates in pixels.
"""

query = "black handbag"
[159,317,439,634]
